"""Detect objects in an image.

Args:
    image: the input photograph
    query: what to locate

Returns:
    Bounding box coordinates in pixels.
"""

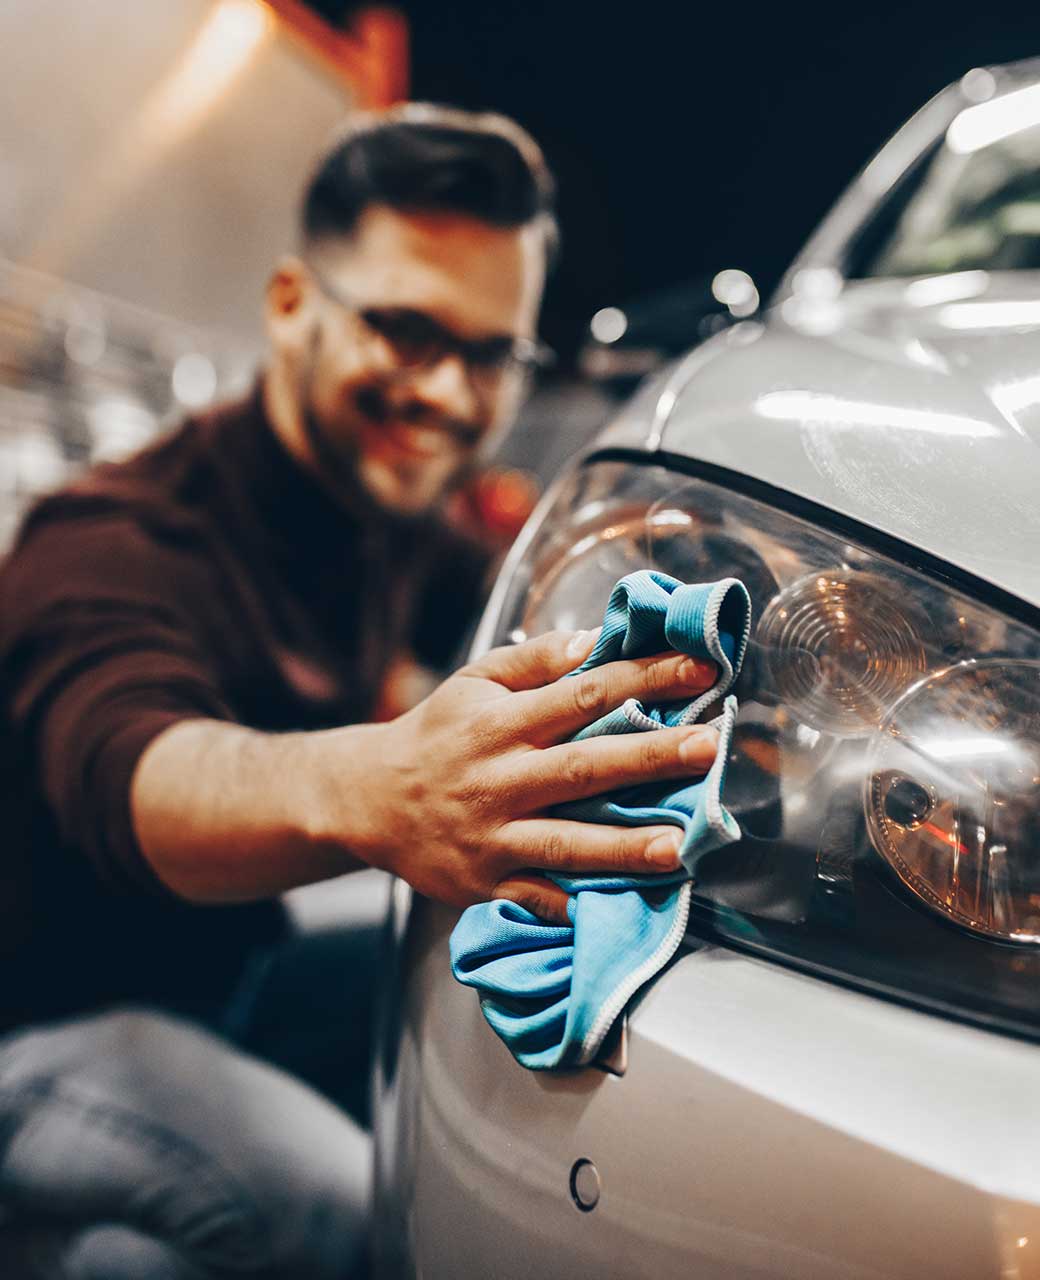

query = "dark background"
[321,1,1039,358]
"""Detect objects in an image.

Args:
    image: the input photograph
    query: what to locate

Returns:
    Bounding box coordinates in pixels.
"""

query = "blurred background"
[2,0,1039,545]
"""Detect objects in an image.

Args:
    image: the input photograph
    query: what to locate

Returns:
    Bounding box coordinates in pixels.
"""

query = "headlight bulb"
[865,660,1040,943]
[757,570,930,736]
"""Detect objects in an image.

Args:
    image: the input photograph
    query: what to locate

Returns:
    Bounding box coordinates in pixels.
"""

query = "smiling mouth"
[368,414,485,459]
[353,386,483,456]
[364,420,457,460]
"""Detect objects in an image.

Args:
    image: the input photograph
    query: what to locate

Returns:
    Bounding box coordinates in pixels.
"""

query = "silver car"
[372,59,1040,1279]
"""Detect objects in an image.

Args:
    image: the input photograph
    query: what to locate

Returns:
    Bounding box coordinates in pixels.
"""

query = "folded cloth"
[450,571,751,1071]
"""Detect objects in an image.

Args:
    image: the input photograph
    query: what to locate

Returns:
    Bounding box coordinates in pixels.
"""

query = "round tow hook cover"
[569,1158,601,1212]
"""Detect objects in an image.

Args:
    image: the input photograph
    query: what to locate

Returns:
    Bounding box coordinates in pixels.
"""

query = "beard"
[296,326,481,519]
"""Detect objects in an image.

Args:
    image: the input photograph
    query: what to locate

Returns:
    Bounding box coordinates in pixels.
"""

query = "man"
[0,105,719,1278]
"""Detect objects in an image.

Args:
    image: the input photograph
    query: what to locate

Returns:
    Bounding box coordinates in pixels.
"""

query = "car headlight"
[476,454,1040,1038]
[865,660,1040,943]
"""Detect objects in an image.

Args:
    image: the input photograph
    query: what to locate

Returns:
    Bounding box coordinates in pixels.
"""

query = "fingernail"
[678,657,714,686]
[566,627,600,660]
[679,728,714,764]
[646,830,681,868]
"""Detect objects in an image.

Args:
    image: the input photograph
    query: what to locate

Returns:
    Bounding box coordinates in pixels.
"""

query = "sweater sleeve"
[0,507,235,895]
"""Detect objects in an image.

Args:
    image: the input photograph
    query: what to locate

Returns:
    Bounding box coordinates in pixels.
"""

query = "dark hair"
[302,104,558,261]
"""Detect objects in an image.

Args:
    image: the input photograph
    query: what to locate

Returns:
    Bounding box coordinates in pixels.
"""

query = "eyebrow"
[308,261,529,343]
[391,303,515,333]
[364,303,522,347]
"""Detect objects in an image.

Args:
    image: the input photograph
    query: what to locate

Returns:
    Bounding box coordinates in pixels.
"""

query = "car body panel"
[373,894,1040,1279]
[654,273,1040,610]
[593,358,685,451]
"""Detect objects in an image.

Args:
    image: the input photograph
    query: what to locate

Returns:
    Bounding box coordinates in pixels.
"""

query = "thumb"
[464,627,601,692]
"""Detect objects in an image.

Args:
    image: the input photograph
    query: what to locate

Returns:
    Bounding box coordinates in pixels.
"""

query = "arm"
[133,629,720,922]
[4,506,717,922]
[130,718,375,902]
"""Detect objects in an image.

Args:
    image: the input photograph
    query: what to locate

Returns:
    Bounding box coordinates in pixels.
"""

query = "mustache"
[354,387,483,448]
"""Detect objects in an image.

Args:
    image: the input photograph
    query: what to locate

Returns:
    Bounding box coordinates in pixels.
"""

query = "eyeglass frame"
[304,260,556,387]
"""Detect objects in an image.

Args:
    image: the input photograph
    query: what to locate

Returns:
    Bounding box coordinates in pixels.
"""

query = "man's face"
[268,204,546,516]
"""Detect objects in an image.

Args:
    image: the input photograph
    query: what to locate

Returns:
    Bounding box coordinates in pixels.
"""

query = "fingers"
[498,819,684,876]
[464,628,601,691]
[490,819,687,923]
[505,723,719,809]
[508,650,717,743]
[491,875,573,925]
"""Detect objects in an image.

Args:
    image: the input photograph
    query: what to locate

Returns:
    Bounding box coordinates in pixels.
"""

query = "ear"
[264,256,317,352]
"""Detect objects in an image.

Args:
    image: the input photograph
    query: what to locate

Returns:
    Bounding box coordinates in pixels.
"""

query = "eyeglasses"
[307,264,555,382]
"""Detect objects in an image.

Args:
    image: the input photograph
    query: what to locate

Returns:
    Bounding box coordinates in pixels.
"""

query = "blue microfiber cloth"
[450,570,751,1070]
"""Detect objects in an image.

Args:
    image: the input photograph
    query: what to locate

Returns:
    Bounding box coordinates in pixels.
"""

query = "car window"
[848,83,1040,278]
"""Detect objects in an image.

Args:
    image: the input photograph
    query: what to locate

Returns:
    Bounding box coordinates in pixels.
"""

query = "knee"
[0,1008,371,1279]
[63,1223,211,1280]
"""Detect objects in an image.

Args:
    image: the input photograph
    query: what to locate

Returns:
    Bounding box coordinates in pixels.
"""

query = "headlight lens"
[478,457,1040,1038]
[865,660,1040,943]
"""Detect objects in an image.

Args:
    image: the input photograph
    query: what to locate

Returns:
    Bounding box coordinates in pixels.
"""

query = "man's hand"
[341,629,717,923]
[132,630,716,918]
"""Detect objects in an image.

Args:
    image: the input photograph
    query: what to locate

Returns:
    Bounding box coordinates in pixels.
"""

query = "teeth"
[385,425,438,448]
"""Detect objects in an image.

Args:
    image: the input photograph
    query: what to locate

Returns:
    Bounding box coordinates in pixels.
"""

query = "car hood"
[619,272,1040,611]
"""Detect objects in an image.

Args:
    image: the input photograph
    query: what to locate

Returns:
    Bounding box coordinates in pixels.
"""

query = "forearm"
[130,718,380,903]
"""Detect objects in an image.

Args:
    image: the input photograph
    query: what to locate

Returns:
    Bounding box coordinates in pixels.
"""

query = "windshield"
[853,80,1040,278]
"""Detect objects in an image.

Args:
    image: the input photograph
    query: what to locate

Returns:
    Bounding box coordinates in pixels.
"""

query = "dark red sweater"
[0,385,489,1031]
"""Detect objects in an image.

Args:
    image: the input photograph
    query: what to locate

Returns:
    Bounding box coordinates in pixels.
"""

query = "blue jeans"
[0,882,384,1279]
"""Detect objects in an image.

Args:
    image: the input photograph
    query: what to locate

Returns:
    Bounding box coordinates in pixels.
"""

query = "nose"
[406,352,483,427]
